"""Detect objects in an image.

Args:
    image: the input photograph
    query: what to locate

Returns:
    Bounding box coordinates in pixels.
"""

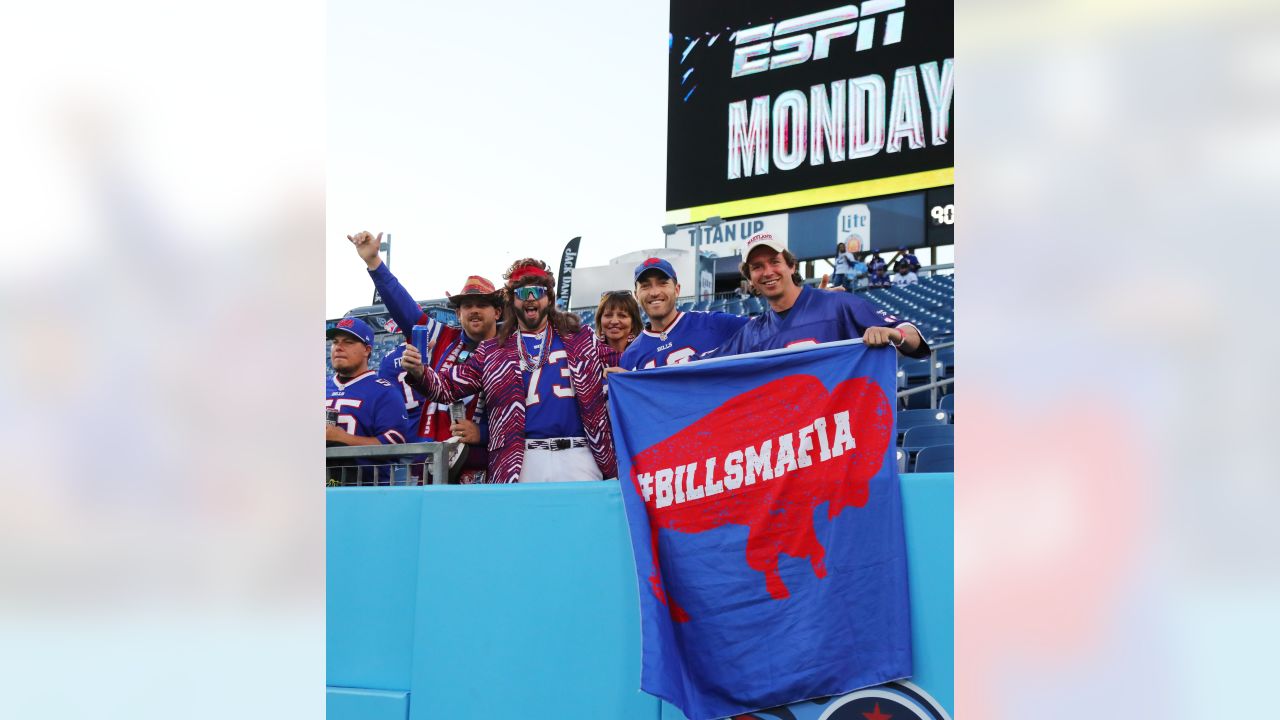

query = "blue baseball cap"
[634,256,678,283]
[326,317,375,345]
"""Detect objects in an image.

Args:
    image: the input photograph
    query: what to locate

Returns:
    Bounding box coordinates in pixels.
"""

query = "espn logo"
[731,1,906,79]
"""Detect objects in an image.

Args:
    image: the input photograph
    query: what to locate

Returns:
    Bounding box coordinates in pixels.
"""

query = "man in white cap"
[711,233,930,358]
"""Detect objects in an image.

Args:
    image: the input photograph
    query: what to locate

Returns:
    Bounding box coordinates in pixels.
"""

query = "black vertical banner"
[556,236,582,310]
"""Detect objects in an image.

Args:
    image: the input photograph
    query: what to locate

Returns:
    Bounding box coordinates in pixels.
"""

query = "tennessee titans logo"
[737,681,950,720]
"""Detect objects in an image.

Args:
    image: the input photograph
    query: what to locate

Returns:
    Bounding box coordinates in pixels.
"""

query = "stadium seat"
[896,409,950,441]
[939,394,954,415]
[902,425,953,453]
[901,391,935,410]
[677,301,695,312]
[897,358,933,386]
[895,447,906,473]
[913,444,953,473]
[934,347,954,371]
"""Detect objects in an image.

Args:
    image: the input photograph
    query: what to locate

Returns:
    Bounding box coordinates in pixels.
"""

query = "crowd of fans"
[327,231,933,484]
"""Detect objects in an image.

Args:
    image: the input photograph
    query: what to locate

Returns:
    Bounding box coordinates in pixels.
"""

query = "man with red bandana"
[402,258,616,484]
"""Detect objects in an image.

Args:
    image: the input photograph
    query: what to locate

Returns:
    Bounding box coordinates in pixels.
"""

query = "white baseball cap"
[745,232,786,258]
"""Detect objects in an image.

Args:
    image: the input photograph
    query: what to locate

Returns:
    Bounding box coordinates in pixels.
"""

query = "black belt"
[525,437,589,451]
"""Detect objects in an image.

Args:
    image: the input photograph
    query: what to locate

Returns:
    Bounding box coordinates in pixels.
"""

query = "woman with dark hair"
[594,290,641,359]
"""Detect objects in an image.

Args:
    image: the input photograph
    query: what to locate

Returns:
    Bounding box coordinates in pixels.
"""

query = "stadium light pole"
[696,216,723,302]
[661,217,722,302]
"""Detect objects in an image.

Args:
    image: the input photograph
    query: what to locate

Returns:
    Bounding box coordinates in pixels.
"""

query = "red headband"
[508,265,552,285]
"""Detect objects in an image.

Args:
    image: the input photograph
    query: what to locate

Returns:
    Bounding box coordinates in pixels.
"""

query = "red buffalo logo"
[644,257,662,266]
[338,318,355,328]
[630,374,891,622]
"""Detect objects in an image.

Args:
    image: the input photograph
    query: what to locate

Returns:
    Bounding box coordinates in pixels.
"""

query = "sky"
[327,0,671,317]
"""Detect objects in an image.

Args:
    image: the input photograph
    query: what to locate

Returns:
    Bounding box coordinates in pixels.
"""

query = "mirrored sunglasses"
[512,285,548,301]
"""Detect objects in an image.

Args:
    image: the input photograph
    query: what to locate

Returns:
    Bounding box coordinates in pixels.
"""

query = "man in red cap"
[402,257,616,484]
[348,230,501,482]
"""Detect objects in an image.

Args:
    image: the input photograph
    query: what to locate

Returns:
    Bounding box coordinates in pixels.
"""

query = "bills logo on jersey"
[877,310,899,323]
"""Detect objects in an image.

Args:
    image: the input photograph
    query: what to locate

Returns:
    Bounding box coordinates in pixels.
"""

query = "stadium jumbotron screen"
[666,0,954,219]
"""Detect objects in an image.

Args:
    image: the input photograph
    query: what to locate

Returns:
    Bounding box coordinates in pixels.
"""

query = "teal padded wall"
[328,476,952,719]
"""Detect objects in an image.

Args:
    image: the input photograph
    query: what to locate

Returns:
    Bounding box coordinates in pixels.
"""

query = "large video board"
[667,0,953,219]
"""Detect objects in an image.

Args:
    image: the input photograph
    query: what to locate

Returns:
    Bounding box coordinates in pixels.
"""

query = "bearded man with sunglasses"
[403,258,616,484]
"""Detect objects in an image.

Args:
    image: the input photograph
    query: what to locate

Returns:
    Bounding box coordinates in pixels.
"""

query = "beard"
[516,301,551,331]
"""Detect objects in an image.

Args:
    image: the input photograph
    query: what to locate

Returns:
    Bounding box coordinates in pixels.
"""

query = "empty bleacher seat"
[902,425,954,452]
[897,358,933,386]
[896,409,950,441]
[913,444,953,473]
[939,394,954,415]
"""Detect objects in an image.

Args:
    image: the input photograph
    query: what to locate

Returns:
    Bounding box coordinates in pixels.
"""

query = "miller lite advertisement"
[667,0,954,213]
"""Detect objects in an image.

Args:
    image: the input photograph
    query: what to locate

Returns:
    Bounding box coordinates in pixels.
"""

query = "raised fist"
[346,230,383,270]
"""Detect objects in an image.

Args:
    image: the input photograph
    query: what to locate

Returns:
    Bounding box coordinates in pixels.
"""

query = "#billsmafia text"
[637,409,860,509]
[727,59,953,180]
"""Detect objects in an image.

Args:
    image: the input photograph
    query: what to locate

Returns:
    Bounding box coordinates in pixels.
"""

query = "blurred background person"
[891,246,921,275]
[891,262,919,286]
[830,241,858,292]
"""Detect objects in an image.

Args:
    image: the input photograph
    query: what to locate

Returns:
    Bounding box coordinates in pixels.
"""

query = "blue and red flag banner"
[608,340,912,720]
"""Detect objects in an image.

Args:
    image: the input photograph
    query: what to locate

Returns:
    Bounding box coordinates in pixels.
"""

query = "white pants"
[519,446,603,483]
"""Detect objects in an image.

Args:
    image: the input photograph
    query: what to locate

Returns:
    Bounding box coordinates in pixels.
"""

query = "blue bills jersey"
[379,343,429,441]
[521,331,586,440]
[712,285,929,358]
[619,310,749,370]
[327,370,412,483]
[327,370,412,444]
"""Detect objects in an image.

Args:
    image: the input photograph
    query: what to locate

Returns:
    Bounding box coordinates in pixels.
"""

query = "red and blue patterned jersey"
[712,286,930,358]
[378,342,429,441]
[619,310,749,371]
[521,331,586,440]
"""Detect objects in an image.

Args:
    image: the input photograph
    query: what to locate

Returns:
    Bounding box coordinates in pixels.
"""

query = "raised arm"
[348,230,435,335]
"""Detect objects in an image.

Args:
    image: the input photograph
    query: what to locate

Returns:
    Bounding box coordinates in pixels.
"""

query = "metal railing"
[896,340,954,410]
[326,441,451,487]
